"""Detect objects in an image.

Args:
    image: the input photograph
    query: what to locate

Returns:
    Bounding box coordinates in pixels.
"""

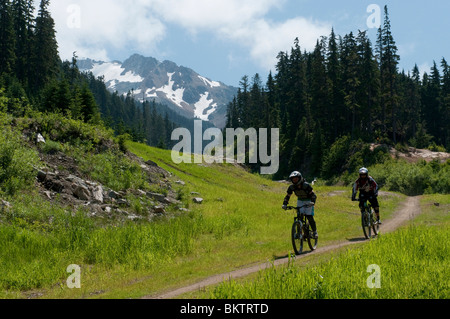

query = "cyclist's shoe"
[313,231,319,239]
[376,219,382,225]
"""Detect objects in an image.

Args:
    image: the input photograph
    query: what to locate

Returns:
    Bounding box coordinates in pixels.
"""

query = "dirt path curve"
[146,196,421,299]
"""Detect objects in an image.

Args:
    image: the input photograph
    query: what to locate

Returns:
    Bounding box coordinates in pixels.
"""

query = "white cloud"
[220,17,331,71]
[49,0,330,71]
[50,0,166,61]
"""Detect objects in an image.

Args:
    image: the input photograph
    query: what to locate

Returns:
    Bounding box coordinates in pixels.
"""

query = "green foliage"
[40,139,64,155]
[78,151,149,191]
[225,7,448,179]
[0,126,39,196]
[321,136,352,179]
[19,110,115,149]
[369,159,450,195]
[116,133,131,153]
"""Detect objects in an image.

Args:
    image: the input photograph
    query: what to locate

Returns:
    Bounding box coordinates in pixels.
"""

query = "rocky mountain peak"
[78,54,237,128]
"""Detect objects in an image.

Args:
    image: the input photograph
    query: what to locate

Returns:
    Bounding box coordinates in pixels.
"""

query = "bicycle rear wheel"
[306,226,318,251]
[291,222,304,255]
[362,212,371,239]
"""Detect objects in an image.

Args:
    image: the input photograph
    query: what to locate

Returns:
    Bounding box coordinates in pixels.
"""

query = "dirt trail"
[146,196,422,299]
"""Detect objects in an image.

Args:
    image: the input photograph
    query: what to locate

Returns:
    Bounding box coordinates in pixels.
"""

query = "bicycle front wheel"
[362,212,371,239]
[371,212,380,236]
[291,222,304,255]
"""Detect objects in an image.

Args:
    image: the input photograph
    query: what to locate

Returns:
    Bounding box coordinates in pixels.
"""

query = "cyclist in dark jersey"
[282,171,318,238]
[352,167,382,224]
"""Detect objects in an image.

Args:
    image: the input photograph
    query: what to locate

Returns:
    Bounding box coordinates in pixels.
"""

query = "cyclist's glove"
[282,205,287,210]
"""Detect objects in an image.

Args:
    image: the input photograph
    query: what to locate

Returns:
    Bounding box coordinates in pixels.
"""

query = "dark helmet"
[289,171,303,184]
[359,167,369,178]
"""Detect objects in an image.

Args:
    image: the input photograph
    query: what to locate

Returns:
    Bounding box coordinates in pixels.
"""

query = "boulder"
[108,190,120,199]
[37,133,46,144]
[92,185,104,203]
[193,198,204,204]
[145,159,159,167]
[37,170,47,182]
[154,206,166,214]
[147,192,166,202]
[73,185,91,201]
[0,200,12,211]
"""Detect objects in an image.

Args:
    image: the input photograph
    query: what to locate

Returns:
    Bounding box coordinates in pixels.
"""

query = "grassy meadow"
[0,134,432,299]
[196,194,449,299]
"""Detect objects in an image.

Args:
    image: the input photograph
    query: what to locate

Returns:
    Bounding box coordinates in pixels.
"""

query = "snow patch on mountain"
[90,61,144,89]
[144,73,187,109]
[194,92,218,121]
[198,75,221,88]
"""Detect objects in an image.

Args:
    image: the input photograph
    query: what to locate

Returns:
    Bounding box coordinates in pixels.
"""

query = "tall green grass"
[0,125,40,196]
[210,225,449,299]
[0,195,210,291]
[0,139,409,298]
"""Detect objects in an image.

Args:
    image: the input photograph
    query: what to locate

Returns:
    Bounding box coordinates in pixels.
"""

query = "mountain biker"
[282,171,318,238]
[352,168,382,224]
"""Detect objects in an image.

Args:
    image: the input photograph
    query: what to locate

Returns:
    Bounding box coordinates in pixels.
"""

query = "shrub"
[369,159,449,195]
[0,127,40,195]
[78,151,149,191]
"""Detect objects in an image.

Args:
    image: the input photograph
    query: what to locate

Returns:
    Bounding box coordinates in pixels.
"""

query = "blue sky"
[50,0,449,87]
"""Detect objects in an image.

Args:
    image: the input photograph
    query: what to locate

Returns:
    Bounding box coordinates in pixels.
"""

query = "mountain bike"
[355,197,379,239]
[286,203,318,255]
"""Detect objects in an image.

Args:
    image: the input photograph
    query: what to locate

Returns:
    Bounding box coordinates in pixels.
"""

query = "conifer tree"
[12,0,34,83]
[0,0,16,75]
[341,32,360,139]
[379,5,400,143]
[327,28,344,138]
[441,58,450,149]
[32,0,59,91]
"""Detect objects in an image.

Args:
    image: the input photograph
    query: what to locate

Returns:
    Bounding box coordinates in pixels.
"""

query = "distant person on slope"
[352,167,382,224]
[282,171,318,238]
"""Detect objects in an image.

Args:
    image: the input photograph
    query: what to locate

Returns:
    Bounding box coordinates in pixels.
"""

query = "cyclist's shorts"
[297,200,315,216]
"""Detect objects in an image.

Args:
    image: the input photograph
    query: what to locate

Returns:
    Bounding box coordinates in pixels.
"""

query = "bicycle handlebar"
[354,196,375,202]
[285,203,315,210]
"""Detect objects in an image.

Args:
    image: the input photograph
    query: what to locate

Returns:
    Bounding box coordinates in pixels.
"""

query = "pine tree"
[341,32,360,140]
[32,0,59,91]
[421,62,441,144]
[310,39,329,139]
[327,28,344,138]
[379,5,400,143]
[0,0,16,75]
[441,58,450,149]
[79,82,100,123]
[357,30,380,141]
[408,65,422,141]
[265,71,280,129]
[12,0,35,84]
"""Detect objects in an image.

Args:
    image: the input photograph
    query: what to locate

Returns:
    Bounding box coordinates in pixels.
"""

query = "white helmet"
[289,171,303,184]
[359,167,369,177]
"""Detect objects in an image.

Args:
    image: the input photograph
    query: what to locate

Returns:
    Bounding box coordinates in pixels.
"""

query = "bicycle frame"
[286,203,317,254]
[357,198,379,239]
[287,203,314,227]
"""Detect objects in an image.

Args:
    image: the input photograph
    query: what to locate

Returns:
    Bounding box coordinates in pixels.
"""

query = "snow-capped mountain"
[78,54,237,128]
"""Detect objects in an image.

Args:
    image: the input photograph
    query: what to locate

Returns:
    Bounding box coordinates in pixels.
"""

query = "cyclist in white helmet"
[352,167,381,224]
[282,171,318,238]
